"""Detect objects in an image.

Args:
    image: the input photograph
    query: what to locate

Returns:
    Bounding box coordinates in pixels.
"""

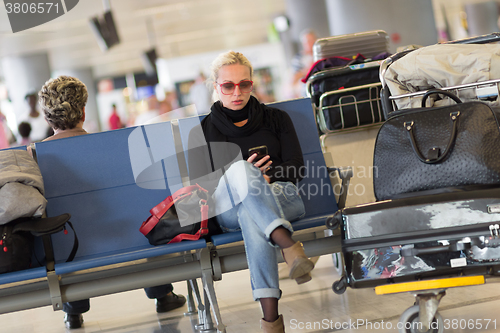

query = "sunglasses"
[217,80,253,95]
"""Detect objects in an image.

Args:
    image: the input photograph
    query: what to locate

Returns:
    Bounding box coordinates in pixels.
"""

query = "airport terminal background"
[1,0,500,332]
[1,0,464,141]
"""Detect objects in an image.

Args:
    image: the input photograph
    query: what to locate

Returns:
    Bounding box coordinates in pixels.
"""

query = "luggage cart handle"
[401,241,470,257]
[443,32,500,45]
[379,50,414,87]
[400,245,450,256]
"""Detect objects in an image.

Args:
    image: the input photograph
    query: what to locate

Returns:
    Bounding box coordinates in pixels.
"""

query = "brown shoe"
[294,272,312,284]
[261,314,285,333]
[281,241,314,284]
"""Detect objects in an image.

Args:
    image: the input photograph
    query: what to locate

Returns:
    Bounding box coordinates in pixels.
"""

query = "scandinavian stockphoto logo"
[3,0,79,33]
[128,119,247,227]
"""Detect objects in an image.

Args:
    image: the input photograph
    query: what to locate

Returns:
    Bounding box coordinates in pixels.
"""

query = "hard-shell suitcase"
[328,187,500,290]
[313,30,389,62]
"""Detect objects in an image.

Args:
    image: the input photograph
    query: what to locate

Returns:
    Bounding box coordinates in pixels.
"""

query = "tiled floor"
[2,255,500,332]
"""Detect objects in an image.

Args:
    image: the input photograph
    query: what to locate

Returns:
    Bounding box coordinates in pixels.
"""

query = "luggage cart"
[305,30,390,136]
[376,276,485,333]
[326,33,500,333]
[327,187,500,333]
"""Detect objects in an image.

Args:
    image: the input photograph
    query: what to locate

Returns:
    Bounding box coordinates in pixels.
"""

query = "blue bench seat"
[0,267,47,285]
[53,239,207,275]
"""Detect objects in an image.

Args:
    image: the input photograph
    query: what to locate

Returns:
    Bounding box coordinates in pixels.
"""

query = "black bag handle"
[404,111,461,164]
[421,89,462,108]
[20,215,79,266]
[443,32,500,45]
[13,213,71,235]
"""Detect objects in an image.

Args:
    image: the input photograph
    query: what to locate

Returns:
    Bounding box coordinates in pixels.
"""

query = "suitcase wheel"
[398,305,443,333]
[325,215,339,229]
[332,276,347,295]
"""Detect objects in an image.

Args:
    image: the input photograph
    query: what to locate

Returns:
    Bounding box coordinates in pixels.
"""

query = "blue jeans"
[213,160,305,301]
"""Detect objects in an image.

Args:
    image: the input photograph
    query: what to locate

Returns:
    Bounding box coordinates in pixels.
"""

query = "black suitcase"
[328,187,500,291]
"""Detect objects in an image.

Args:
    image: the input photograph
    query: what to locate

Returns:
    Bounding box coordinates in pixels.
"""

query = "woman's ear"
[81,107,86,123]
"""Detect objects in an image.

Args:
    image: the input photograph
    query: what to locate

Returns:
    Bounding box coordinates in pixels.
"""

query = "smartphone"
[248,145,268,161]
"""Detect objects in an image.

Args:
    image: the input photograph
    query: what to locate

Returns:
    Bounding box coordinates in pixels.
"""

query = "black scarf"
[209,96,264,138]
[217,100,251,123]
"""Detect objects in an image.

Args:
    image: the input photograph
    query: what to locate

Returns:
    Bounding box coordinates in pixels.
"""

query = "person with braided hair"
[38,76,88,142]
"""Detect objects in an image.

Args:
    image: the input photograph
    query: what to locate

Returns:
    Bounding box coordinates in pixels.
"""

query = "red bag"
[140,184,220,245]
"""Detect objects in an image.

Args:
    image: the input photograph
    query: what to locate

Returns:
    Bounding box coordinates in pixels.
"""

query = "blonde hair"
[210,51,253,102]
[38,76,88,130]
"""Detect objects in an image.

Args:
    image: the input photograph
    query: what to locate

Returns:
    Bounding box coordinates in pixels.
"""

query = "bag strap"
[404,111,461,164]
[421,89,462,108]
[139,184,208,236]
[10,214,78,262]
[63,221,79,262]
[167,202,209,244]
[34,220,79,267]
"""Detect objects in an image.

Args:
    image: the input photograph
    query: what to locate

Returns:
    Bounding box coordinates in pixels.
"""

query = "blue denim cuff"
[252,288,282,301]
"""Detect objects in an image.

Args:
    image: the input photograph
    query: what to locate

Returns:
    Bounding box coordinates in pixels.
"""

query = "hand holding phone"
[248,145,268,161]
[248,145,272,178]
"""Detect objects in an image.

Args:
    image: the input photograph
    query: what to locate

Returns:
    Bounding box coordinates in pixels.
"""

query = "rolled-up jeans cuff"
[265,218,293,246]
[252,288,282,301]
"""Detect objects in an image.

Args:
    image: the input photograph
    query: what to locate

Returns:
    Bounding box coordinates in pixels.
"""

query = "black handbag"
[373,89,500,201]
[140,184,221,246]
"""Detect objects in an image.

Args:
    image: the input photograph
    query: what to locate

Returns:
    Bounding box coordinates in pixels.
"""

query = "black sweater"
[187,105,304,193]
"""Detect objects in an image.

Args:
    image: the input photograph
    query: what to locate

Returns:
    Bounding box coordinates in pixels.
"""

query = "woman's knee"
[224,160,261,193]
[226,160,259,180]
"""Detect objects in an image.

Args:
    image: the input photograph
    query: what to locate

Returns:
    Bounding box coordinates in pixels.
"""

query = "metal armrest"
[327,166,353,210]
[323,152,352,209]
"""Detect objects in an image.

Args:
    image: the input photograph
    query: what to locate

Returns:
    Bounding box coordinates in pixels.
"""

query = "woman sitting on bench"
[188,51,314,333]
